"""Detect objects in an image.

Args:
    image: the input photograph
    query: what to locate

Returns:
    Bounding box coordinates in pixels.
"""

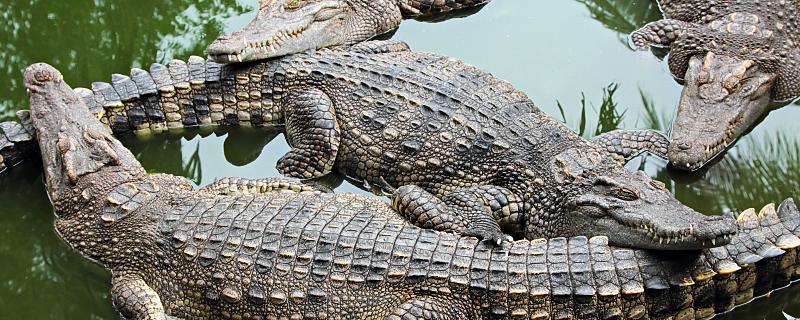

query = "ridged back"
[146,188,800,318]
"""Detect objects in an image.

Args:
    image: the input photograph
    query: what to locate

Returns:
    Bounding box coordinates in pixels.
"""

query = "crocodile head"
[24,63,144,208]
[552,148,737,250]
[208,0,397,63]
[669,52,776,171]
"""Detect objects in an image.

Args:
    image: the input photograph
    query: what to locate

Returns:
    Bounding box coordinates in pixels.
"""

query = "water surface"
[1,0,798,318]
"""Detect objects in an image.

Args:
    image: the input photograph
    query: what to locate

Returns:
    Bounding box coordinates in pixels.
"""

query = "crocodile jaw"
[207,0,350,63]
[568,193,737,250]
[669,53,775,171]
[598,212,736,250]
[559,165,737,250]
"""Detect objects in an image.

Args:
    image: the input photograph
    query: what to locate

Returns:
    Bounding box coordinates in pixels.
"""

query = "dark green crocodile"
[24,62,800,320]
[630,0,800,171]
[206,0,490,63]
[1,43,736,250]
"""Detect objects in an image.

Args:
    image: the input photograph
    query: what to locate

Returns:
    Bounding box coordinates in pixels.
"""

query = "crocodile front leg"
[592,129,669,161]
[390,185,519,245]
[199,177,332,195]
[277,88,340,179]
[348,40,411,54]
[630,19,695,49]
[112,274,178,320]
[634,21,775,79]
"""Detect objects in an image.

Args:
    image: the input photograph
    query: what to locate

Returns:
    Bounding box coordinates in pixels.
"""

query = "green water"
[1,0,799,318]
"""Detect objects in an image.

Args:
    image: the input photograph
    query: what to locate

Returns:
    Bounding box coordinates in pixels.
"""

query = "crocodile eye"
[650,180,667,191]
[285,0,303,10]
[613,188,639,201]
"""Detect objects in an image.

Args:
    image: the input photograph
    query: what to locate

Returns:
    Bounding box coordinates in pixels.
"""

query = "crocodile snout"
[207,35,247,56]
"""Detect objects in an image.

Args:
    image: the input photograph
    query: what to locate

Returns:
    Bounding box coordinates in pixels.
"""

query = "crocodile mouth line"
[209,24,311,63]
[619,216,735,246]
[678,113,745,170]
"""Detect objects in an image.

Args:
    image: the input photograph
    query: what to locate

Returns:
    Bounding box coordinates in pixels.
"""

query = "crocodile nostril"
[677,142,691,150]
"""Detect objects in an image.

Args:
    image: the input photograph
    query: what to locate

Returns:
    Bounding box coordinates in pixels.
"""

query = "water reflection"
[120,126,283,184]
[221,127,281,167]
[0,164,117,319]
[120,131,204,185]
[0,0,250,121]
[575,0,661,35]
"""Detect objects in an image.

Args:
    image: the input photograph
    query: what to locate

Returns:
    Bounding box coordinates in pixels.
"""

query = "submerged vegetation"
[557,83,627,138]
[574,0,662,37]
[639,88,669,132]
[683,134,800,214]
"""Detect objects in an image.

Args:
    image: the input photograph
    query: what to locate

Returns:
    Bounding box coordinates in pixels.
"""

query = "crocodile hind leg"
[398,0,491,17]
[592,129,669,162]
[112,273,179,320]
[386,298,469,320]
[390,185,520,245]
[277,88,340,179]
[199,177,332,196]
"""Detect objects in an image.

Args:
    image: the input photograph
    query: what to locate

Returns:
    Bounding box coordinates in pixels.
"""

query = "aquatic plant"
[557,83,627,138]
[575,0,662,36]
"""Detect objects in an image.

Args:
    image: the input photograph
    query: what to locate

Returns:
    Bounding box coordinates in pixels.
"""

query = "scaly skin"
[24,62,800,320]
[1,43,736,250]
[206,0,491,63]
[630,0,800,171]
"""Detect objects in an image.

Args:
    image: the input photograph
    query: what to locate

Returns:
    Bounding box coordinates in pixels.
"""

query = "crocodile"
[630,0,800,171]
[24,62,800,320]
[1,42,736,250]
[206,0,491,63]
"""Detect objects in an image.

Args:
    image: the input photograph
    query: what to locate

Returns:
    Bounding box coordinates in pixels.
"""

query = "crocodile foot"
[464,221,512,246]
[630,19,694,49]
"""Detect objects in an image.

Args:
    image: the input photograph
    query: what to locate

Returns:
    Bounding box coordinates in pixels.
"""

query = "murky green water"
[1,0,799,318]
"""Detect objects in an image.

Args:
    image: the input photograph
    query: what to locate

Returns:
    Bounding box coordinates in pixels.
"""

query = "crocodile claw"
[377,176,398,194]
[303,182,334,193]
[464,225,510,246]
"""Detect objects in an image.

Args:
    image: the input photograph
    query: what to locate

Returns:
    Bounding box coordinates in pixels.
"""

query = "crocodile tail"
[84,56,283,135]
[88,56,233,134]
[0,57,286,173]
